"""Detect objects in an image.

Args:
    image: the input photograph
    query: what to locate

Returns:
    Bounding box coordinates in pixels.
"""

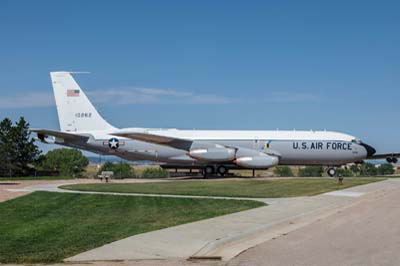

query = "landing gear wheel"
[327,168,336,177]
[203,165,215,178]
[217,165,228,176]
[393,158,398,164]
[387,157,393,163]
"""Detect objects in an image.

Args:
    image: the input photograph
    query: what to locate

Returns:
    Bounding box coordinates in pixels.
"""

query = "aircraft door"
[253,138,263,150]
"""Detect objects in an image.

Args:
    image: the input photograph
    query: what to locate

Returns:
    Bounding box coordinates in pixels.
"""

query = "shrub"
[349,164,360,176]
[359,163,377,176]
[38,149,88,177]
[98,162,136,178]
[298,166,323,177]
[335,167,354,177]
[377,163,395,175]
[273,166,293,177]
[141,167,169,178]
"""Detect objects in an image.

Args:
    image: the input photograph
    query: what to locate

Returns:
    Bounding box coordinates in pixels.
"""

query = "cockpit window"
[351,138,362,144]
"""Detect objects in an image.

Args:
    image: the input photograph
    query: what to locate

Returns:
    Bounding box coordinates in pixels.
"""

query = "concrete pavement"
[229,178,400,266]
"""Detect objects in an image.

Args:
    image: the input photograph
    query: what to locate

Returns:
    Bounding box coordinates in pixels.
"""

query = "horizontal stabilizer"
[31,129,90,142]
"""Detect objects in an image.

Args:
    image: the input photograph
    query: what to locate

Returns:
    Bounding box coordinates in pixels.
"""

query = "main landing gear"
[217,165,228,176]
[386,157,398,164]
[202,165,229,178]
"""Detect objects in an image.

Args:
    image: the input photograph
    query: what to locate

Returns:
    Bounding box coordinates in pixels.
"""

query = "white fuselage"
[63,128,369,167]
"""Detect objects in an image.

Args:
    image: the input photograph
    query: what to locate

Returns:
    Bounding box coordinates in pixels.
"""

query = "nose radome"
[361,143,376,157]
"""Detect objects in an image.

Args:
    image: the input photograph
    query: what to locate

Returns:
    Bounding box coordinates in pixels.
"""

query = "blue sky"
[0,0,399,153]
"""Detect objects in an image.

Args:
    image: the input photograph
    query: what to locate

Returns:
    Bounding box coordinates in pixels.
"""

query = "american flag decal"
[67,89,80,97]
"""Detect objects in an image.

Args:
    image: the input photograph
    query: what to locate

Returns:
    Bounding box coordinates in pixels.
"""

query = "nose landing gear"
[327,167,336,177]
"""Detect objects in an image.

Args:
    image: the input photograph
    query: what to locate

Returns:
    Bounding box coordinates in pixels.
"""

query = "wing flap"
[113,132,193,150]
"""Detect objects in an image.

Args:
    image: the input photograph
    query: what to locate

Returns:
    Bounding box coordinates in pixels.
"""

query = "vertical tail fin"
[50,72,116,132]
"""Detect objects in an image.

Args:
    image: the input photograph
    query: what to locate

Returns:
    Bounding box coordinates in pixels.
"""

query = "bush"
[359,163,377,176]
[141,167,169,178]
[349,164,360,176]
[377,163,395,175]
[335,167,354,177]
[38,149,88,177]
[98,162,136,178]
[298,166,323,177]
[273,166,293,177]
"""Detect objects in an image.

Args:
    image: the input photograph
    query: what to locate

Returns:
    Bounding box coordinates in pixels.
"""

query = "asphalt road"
[228,180,400,266]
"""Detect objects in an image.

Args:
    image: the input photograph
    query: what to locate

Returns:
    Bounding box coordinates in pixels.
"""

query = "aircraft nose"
[360,143,376,157]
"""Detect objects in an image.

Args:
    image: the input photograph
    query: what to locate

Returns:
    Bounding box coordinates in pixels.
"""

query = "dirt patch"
[0,178,175,203]
[0,179,97,202]
[0,182,20,185]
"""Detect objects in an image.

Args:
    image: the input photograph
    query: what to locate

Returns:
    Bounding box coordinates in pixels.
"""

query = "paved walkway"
[229,178,400,266]
[17,178,400,262]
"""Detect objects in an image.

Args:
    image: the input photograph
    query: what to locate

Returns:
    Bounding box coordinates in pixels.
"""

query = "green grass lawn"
[0,191,263,263]
[0,176,74,181]
[62,177,385,198]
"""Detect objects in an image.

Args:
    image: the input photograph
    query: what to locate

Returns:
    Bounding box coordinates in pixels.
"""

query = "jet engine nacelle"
[234,155,279,168]
[234,147,279,168]
[188,147,236,162]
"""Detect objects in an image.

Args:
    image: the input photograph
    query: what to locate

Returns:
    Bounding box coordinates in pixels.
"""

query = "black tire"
[217,165,228,176]
[204,165,215,176]
[392,158,398,164]
[201,169,207,179]
[387,157,393,163]
[327,168,336,177]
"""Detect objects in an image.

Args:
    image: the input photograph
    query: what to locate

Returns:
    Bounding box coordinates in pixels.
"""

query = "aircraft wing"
[112,131,193,150]
[112,131,281,158]
[367,153,400,160]
[31,129,90,142]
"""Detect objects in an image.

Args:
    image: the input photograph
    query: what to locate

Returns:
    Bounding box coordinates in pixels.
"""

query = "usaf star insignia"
[108,138,119,149]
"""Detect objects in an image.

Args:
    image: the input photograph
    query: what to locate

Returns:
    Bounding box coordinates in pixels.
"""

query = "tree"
[0,117,40,176]
[39,149,89,177]
[298,166,324,177]
[359,163,377,176]
[0,118,14,174]
[377,163,395,175]
[13,117,41,174]
[273,166,294,177]
[98,162,136,178]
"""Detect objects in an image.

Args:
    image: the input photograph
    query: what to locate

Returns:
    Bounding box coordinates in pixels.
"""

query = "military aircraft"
[33,72,399,177]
